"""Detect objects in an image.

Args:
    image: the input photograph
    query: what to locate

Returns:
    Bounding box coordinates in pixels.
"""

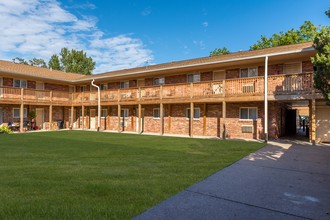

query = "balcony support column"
[19,103,24,132]
[309,99,316,144]
[49,104,53,131]
[118,104,121,132]
[203,103,207,136]
[222,101,226,139]
[70,106,74,129]
[138,104,142,133]
[81,105,85,130]
[190,102,194,137]
[160,103,164,135]
[264,56,269,143]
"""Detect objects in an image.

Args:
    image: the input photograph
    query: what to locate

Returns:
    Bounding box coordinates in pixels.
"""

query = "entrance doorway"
[285,109,297,136]
[90,109,96,129]
[36,108,44,129]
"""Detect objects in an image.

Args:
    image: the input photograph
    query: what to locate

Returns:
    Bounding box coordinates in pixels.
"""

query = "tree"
[29,58,47,68]
[209,47,230,56]
[59,48,95,75]
[326,7,330,17]
[311,27,330,105]
[48,54,61,70]
[13,57,28,65]
[250,21,318,50]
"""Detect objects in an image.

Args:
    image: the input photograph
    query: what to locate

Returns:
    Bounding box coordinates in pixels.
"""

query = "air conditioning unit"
[242,84,255,93]
[241,125,253,133]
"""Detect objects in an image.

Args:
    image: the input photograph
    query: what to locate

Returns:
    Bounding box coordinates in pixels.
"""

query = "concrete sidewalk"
[134,140,330,220]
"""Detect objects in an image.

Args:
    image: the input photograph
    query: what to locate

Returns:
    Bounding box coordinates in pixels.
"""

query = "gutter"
[91,79,101,132]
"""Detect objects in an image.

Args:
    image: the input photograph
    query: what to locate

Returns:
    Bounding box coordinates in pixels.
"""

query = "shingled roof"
[0,42,314,83]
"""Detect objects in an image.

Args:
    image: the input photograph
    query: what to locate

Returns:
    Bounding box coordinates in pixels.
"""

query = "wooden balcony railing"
[0,73,314,105]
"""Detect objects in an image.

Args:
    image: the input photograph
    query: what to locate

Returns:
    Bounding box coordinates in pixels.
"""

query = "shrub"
[0,126,13,134]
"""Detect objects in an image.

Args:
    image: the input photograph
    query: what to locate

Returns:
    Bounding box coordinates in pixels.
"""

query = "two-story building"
[0,42,329,143]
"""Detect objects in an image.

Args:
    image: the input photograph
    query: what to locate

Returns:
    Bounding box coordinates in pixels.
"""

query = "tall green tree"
[29,58,47,68]
[209,47,230,56]
[59,48,95,75]
[326,7,330,17]
[13,57,28,65]
[250,21,318,50]
[311,29,330,105]
[48,54,61,70]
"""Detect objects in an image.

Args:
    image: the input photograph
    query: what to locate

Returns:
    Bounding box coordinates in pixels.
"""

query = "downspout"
[91,79,101,132]
[264,56,268,143]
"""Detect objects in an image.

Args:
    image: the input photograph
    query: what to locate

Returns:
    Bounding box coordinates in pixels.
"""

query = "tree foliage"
[311,27,330,105]
[209,47,230,56]
[13,48,95,75]
[326,7,330,18]
[48,54,61,71]
[250,21,318,50]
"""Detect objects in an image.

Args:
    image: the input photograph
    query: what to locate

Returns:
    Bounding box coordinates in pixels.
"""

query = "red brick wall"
[27,80,36,89]
[201,71,213,81]
[302,61,313,72]
[145,78,153,86]
[258,64,283,76]
[143,105,161,133]
[3,78,13,87]
[226,69,239,79]
[108,82,120,90]
[129,80,137,88]
[165,74,187,84]
[45,83,69,92]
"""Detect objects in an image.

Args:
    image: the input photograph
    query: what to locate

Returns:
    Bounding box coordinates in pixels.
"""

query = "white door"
[90,109,96,129]
[36,108,44,129]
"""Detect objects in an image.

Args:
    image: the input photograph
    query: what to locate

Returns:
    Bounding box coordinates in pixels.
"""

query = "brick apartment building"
[0,42,329,143]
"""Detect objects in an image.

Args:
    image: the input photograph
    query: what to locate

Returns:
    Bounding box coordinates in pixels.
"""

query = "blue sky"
[0,0,329,73]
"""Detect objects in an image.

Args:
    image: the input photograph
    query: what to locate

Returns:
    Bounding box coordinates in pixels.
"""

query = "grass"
[0,131,265,219]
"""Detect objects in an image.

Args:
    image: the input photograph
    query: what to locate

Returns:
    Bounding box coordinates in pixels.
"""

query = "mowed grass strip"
[0,131,264,219]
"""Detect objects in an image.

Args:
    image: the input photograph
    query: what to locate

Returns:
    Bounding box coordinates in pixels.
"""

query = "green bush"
[0,126,13,134]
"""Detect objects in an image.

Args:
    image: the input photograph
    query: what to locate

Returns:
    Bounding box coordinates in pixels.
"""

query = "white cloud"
[141,7,151,16]
[0,0,153,74]
[202,22,208,28]
[193,40,206,50]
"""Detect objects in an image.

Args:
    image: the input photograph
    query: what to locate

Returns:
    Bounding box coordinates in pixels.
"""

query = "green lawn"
[0,131,264,219]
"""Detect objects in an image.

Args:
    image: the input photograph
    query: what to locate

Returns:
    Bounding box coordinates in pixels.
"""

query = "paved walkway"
[134,140,330,220]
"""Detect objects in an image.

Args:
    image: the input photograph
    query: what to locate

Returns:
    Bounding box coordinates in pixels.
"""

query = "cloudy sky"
[0,0,328,74]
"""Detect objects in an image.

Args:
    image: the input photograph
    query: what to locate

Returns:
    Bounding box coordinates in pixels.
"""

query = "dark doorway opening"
[285,109,297,136]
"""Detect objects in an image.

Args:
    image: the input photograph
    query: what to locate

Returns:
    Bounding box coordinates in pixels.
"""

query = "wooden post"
[222,101,226,139]
[309,99,316,144]
[190,102,194,137]
[20,103,24,132]
[203,103,207,136]
[70,106,74,129]
[168,104,171,133]
[138,104,142,133]
[107,106,110,130]
[49,105,53,131]
[82,105,85,129]
[118,104,121,132]
[160,103,164,135]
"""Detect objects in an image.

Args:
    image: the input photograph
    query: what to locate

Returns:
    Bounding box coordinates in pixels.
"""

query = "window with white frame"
[186,108,200,119]
[120,81,129,89]
[13,108,27,118]
[121,109,129,118]
[187,73,200,83]
[101,109,108,118]
[239,107,257,120]
[283,62,302,74]
[100,84,108,90]
[153,108,160,118]
[13,79,27,88]
[240,68,258,78]
[153,77,165,86]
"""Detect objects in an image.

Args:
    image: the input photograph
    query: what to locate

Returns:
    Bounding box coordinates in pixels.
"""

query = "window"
[284,62,302,74]
[240,68,258,78]
[13,108,27,118]
[13,79,27,88]
[80,86,86,92]
[240,107,257,120]
[153,108,160,118]
[186,108,200,119]
[101,109,108,118]
[187,73,200,83]
[120,81,129,89]
[153,77,165,85]
[121,109,129,118]
[100,84,108,90]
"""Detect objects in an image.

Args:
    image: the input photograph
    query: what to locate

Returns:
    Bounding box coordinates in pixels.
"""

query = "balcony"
[0,73,314,106]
